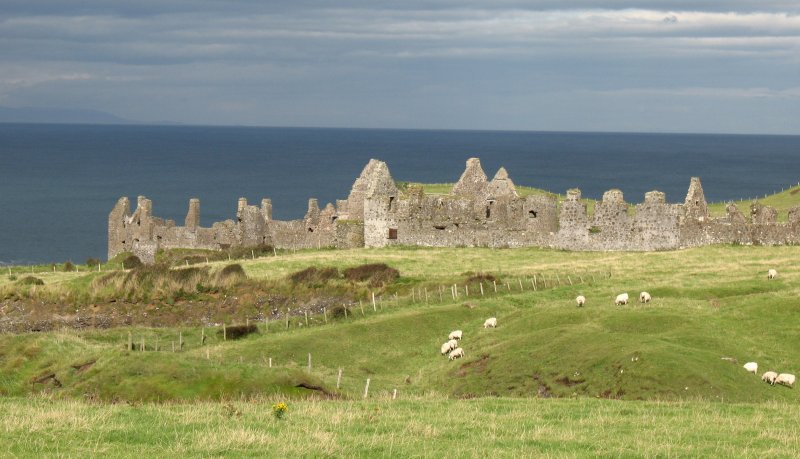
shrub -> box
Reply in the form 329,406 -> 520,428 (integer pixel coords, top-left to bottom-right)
343,263 -> 399,286
289,267 -> 340,284
465,272 -> 497,283
85,257 -> 101,267
17,276 -> 44,286
122,255 -> 143,270
7,275 -> 17,281
328,304 -> 351,318
220,324 -> 258,340
63,261 -> 75,272
218,264 -> 247,283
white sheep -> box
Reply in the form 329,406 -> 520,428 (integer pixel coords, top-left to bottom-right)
768,269 -> 777,280
761,371 -> 778,385
576,295 -> 586,307
614,293 -> 629,305
483,317 -> 497,328
448,347 -> 464,360
775,373 -> 796,387
743,362 -> 758,374
639,291 -> 651,303
440,341 -> 455,355
448,330 -> 463,341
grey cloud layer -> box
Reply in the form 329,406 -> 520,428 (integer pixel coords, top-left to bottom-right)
0,2 -> 798,133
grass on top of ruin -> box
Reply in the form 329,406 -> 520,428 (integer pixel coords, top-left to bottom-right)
1,396 -> 798,457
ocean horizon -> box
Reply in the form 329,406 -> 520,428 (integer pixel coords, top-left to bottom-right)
2,123 -> 800,265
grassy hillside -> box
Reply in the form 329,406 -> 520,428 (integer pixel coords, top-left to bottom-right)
1,245 -> 799,404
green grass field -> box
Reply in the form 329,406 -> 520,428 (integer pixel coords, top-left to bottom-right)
2,243 -> 800,456
2,396 -> 798,457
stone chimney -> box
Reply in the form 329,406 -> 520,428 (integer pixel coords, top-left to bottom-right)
452,158 -> 488,197
185,198 -> 200,229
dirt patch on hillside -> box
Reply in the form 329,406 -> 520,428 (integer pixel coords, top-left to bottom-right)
456,354 -> 490,377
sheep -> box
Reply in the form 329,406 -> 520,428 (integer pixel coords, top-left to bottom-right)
448,330 -> 463,341
440,341 -> 455,355
614,293 -> 629,305
448,347 -> 464,360
639,291 -> 651,303
576,295 -> 586,307
768,269 -> 778,280
775,373 -> 796,387
761,371 -> 778,385
484,317 -> 497,328
743,362 -> 758,374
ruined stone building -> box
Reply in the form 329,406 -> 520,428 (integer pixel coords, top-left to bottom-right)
109,158 -> 800,263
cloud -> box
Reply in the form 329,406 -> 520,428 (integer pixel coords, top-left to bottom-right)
0,2 -> 797,133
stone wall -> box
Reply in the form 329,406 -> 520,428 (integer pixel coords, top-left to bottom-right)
109,156 -> 800,263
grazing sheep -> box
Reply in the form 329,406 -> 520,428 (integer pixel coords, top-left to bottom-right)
743,362 -> 758,374
440,341 -> 455,355
448,347 -> 464,360
762,371 -> 779,385
576,295 -> 586,307
768,269 -> 778,280
775,373 -> 796,387
448,330 -> 463,341
484,317 -> 497,328
639,292 -> 651,303
614,293 -> 629,305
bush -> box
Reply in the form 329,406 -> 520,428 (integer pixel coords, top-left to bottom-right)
343,263 -> 400,286
85,257 -> 101,267
220,324 -> 258,340
289,267 -> 340,284
218,264 -> 247,283
328,304 -> 351,318
17,276 -> 44,286
122,255 -> 143,270
63,261 -> 75,272
7,275 -> 17,281
464,272 -> 497,283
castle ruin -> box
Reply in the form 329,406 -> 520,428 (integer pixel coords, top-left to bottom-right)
109,158 -> 800,263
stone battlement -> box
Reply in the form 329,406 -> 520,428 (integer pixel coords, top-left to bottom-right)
109,158 -> 800,263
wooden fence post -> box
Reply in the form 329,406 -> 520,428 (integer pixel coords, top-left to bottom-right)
305,311 -> 310,325
493,280 -> 497,292
480,283 -> 484,296
465,285 -> 469,296
128,331 -> 132,352
363,378 -> 371,399
179,331 -> 183,350
392,388 -> 397,400
308,353 -> 312,372
518,279 -> 524,291
201,328 -> 205,345
223,323 -> 227,341
324,307 -> 328,323
372,292 -> 377,311
337,368 -> 343,389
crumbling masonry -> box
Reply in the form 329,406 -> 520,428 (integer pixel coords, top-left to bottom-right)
109,158 -> 800,263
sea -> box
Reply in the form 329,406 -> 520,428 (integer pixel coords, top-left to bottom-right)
1,123 -> 800,265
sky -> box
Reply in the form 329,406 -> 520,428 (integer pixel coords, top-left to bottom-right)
0,1 -> 798,134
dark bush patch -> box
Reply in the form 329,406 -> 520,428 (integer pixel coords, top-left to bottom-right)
465,272 -> 497,283
122,255 -> 143,270
63,261 -> 75,272
218,264 -> 247,283
220,324 -> 258,340
343,263 -> 399,286
289,267 -> 340,284
328,304 -> 351,318
85,257 -> 102,267
17,276 -> 44,286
